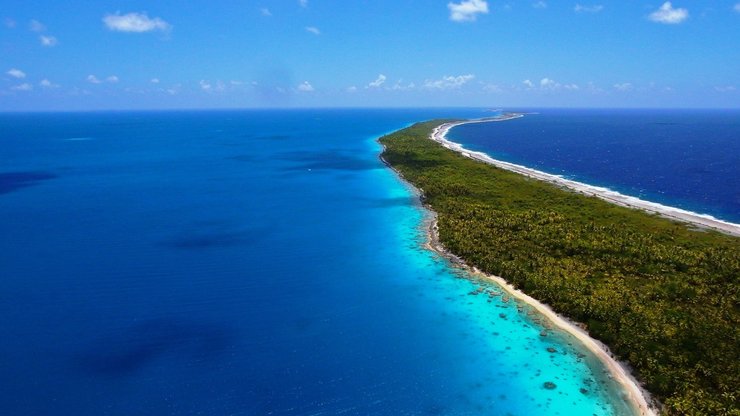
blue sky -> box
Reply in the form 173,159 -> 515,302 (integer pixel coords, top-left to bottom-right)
2,0 -> 739,110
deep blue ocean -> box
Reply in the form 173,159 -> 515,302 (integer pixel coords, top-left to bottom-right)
2,109 -> 651,416
447,109 -> 740,224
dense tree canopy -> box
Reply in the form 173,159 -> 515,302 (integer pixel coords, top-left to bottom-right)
380,121 -> 740,416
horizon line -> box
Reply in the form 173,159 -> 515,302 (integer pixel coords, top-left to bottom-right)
3,105 -> 740,114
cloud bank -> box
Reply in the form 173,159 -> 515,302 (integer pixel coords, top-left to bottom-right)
367,74 -> 387,88
297,81 -> 314,92
574,4 -> 603,13
649,2 -> 688,24
7,68 -> 26,79
103,12 -> 171,33
40,35 -> 58,46
39,79 -> 59,88
448,0 -> 488,22
424,74 -> 474,89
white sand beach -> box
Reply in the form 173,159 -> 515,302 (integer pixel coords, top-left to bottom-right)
424,214 -> 659,416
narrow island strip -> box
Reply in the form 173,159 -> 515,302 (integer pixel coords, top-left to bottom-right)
379,120 -> 740,416
432,115 -> 740,238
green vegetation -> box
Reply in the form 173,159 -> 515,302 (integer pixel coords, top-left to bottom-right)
380,120 -> 740,416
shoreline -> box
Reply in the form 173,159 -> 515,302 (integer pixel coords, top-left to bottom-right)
432,115 -> 740,238
378,121 -> 661,416
379,157 -> 660,416
423,213 -> 659,416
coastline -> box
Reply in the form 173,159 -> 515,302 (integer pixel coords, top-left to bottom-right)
378,122 -> 661,416
432,116 -> 740,238
423,213 -> 659,416
379,153 -> 660,416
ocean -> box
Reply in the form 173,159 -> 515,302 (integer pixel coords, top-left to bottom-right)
447,109 -> 740,224
2,109 -> 642,416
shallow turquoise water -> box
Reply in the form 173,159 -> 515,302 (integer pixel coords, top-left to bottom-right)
0,109 -> 635,415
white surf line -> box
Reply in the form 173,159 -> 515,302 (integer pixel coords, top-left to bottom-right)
431,117 -> 740,238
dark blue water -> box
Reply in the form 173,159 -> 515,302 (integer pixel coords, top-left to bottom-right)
1,109 -> 636,415
448,109 -> 740,223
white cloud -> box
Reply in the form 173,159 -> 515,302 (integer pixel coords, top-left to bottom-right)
7,68 -> 26,78
230,80 -> 243,86
305,26 -> 320,35
260,8 -> 272,17
87,75 -> 119,84
297,81 -> 314,92
150,78 -> 160,84
103,12 -> 171,33
299,0 -> 309,8
199,80 -> 225,92
533,1 -> 547,9
649,2 -> 688,24
39,79 -> 59,88
714,85 -> 736,93
540,78 -> 579,90
540,77 -> 556,88
521,77 -> 578,91
585,81 -> 604,94
11,83 -> 32,91
29,19 -> 46,32
483,83 -> 502,93
346,86 -> 358,93
613,82 -> 633,91
448,0 -> 489,22
39,35 -> 58,46
390,80 -> 415,91
367,74 -> 387,88
166,84 -> 181,95
734,3 -> 740,12
574,4 -> 603,13
424,74 -> 475,89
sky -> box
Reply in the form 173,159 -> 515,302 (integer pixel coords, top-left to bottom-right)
1,0 -> 739,110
